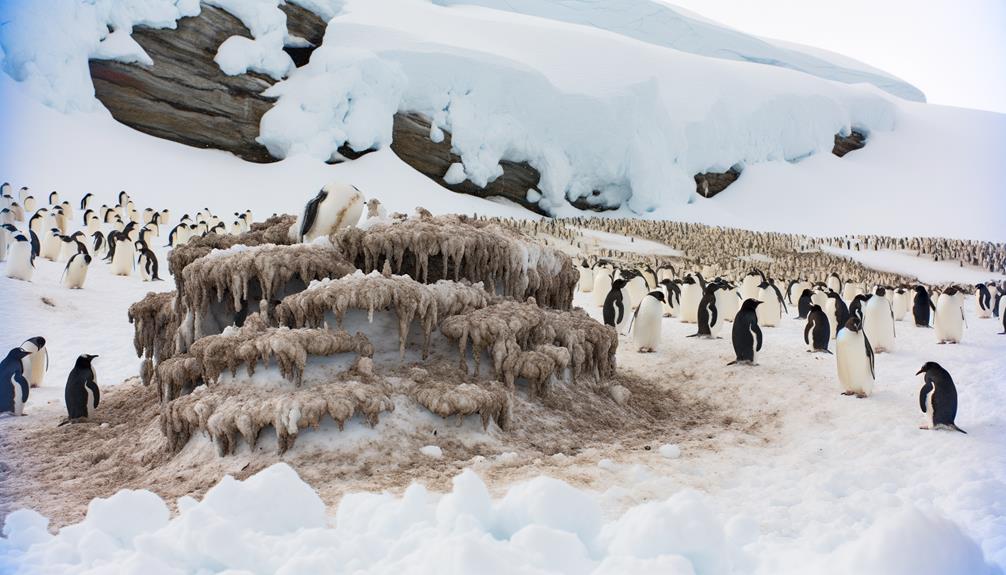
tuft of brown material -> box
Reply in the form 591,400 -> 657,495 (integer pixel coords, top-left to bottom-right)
332,214 -> 578,310
408,369 -> 511,431
128,291 -> 180,380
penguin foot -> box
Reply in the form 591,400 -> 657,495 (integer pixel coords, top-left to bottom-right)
855,393 -> 868,399
841,391 -> 856,396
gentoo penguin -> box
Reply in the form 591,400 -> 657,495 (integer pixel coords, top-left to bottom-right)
825,291 -> 849,339
804,305 -> 832,353
863,287 -> 896,353
974,283 -> 992,319
6,234 -> 34,281
297,183 -> 365,242
756,281 -> 787,327
836,316 -> 875,398
19,337 -> 48,388
796,289 -> 813,319
592,270 -> 613,308
602,278 -> 631,334
728,299 -> 763,366
891,287 -> 910,321
0,347 -> 31,416
690,282 -> 724,339
109,234 -> 135,276
577,261 -> 594,293
678,274 -> 702,324
916,362 -> 965,433
62,252 -> 92,289
64,354 -> 100,421
632,290 -> 666,352
934,287 -> 966,344
912,286 -> 935,327
659,278 -> 681,317
136,242 -> 161,281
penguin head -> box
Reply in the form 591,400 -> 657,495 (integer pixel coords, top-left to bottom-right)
875,286 -> 887,297
845,316 -> 863,332
800,289 -> 813,298
75,354 -> 98,368
649,290 -> 666,303
612,278 -> 628,290
810,304 -> 823,314
7,347 -> 31,361
740,298 -> 762,311
915,361 -> 943,376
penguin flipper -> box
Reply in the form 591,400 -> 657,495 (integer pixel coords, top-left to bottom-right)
803,320 -> 812,345
919,381 -> 932,413
754,324 -> 763,352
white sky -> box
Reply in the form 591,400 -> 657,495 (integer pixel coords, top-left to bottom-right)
667,0 -> 1006,114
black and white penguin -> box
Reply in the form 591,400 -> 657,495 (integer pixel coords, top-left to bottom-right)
974,283 -> 992,319
796,289 -> 813,319
912,286 -> 935,327
109,234 -> 135,276
849,293 -> 870,321
825,291 -> 849,339
804,305 -> 832,353
678,274 -> 702,324
48,190 -> 59,205
632,290 -> 666,352
0,222 -> 12,262
136,242 -> 161,281
863,287 -> 896,353
297,183 -> 365,242
916,362 -> 966,433
739,269 -> 764,301
891,287 -> 910,321
934,287 -> 966,344
80,192 -> 93,211
0,347 -> 31,416
826,272 -> 843,294
602,278 -> 631,333
19,336 -> 48,388
577,260 -> 594,293
756,280 -> 787,327
690,282 -> 723,339
659,278 -> 681,317
64,354 -> 100,421
836,316 -> 874,398
62,252 -> 92,289
592,270 -> 613,308
729,299 -> 763,366
5,234 -> 34,281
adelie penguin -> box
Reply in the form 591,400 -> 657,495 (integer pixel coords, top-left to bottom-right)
62,252 -> 92,289
796,289 -> 813,319
297,182 -> 365,242
911,286 -> 935,327
631,290 -> 666,352
863,287 -> 896,353
678,274 -> 702,324
19,336 -> 48,388
728,299 -> 763,366
136,242 -> 161,281
804,304 -> 832,353
592,270 -> 613,308
836,316 -> 875,398
602,278 -> 632,334
934,287 -> 966,344
974,283 -> 992,319
0,347 -> 32,416
6,234 -> 34,282
916,362 -> 965,433
756,280 -> 787,327
62,354 -> 100,423
690,282 -> 724,339
825,291 -> 849,339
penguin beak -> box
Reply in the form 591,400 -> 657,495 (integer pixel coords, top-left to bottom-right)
915,367 -> 925,376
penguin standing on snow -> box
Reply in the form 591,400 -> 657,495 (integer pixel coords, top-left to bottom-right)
631,290 -> 666,352
729,299 -> 763,366
826,291 -> 849,339
5,234 -> 34,282
678,274 -> 702,324
298,183 -> 365,242
63,354 -> 100,422
916,362 -> 965,433
0,347 -> 31,416
836,316 -> 875,398
974,283 -> 992,319
863,287 -> 896,353
19,336 -> 48,388
892,287 -> 910,321
592,270 -> 613,308
109,234 -> 135,276
934,287 -> 966,344
796,289 -> 814,319
804,304 -> 832,353
136,242 -> 161,281
577,261 -> 593,293
659,278 -> 680,317
849,293 -> 870,321
602,278 -> 631,334
690,282 -> 723,339
912,286 -> 935,327
62,252 -> 92,289
756,280 -> 787,327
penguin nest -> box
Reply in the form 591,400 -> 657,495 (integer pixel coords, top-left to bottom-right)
127,291 -> 179,384
405,367 -> 511,431
155,313 -> 373,401
440,300 -> 617,394
333,214 -> 578,310
275,271 -> 490,359
161,378 -> 395,455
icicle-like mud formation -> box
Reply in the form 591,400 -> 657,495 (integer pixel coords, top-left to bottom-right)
128,291 -> 179,385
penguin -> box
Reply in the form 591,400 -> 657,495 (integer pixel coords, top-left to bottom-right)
690,282 -> 723,339
602,278 -> 631,334
678,274 -> 702,324
659,278 -> 680,317
577,261 -> 594,293
625,271 -> 648,307
916,362 -> 965,433
592,270 -> 613,308
756,281 -> 787,327
631,290 -> 666,352
136,242 -> 161,281
0,347 -> 31,416
788,279 -> 809,305
719,281 -> 740,322
91,230 -> 107,258
17,336 -> 48,390
796,289 -> 813,319
48,191 -> 59,205
728,299 -> 763,366
739,269 -> 764,301
891,287 -> 910,321
811,287 -> 828,309
825,291 -> 849,339
974,283 -> 992,319
109,234 -> 135,276
64,354 -> 100,421
62,252 -> 92,289
80,192 -> 93,210
298,183 -> 365,242
849,293 -> 870,321
934,287 -> 966,344
827,272 -> 843,294
836,316 -> 874,398
912,286 -> 935,327
5,234 -> 34,281
804,304 -> 832,353
0,222 -> 12,262
842,281 -> 863,303
863,287 -> 896,353
41,228 -> 62,261
1001,304 -> 1006,335
23,196 -> 36,213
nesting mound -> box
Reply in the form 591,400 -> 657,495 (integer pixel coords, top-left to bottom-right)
333,215 -> 578,310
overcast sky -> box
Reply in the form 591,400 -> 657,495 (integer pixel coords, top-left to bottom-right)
667,0 -> 1006,114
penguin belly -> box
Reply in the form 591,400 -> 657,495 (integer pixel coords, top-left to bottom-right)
578,268 -> 593,292
42,234 -> 61,261
616,290 -> 633,333
756,288 -> 781,327
827,276 -> 841,293
110,242 -> 135,276
740,276 -> 760,301
825,300 -> 839,339
975,289 -> 992,319
0,231 -> 8,262
64,257 -> 89,289
811,290 -> 828,309
632,297 -> 663,352
842,285 -> 859,302
6,242 -> 33,281
592,274 -> 612,308
679,285 -> 701,324
139,254 -> 151,281
892,292 -> 909,321
720,289 -> 739,321
836,332 -> 873,396
934,295 -> 965,343
863,299 -> 896,352
626,277 -> 647,307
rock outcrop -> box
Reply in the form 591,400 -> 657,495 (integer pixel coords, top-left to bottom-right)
694,168 -> 741,198
833,130 -> 867,157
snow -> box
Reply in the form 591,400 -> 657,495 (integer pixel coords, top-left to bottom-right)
419,445 -> 443,458
822,246 -> 1006,285
659,444 -> 681,459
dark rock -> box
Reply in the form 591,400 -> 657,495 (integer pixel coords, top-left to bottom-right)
833,130 -> 866,157
279,3 -> 327,47
694,168 -> 741,198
